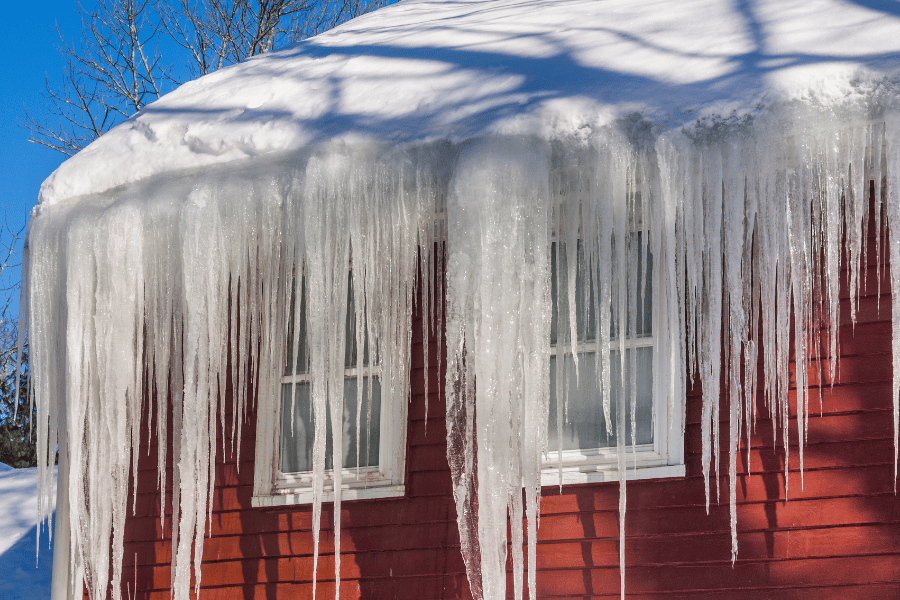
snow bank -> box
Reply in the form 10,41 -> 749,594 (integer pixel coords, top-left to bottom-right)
37,0 -> 900,207
0,467 -> 56,600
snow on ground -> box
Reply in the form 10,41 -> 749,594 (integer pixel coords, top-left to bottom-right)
38,0 -> 900,206
0,465 -> 56,600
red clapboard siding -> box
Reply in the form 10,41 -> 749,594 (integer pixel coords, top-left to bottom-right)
116,212 -> 900,599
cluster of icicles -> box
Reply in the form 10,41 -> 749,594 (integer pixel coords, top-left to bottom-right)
19,105 -> 900,600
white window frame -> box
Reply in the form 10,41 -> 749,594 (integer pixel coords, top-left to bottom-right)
540,237 -> 685,487
252,280 -> 408,507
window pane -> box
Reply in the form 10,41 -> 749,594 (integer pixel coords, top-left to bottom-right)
284,274 -> 372,376
548,347 -> 653,452
279,377 -> 382,473
343,275 -> 373,369
550,242 -> 596,344
550,237 -> 652,345
614,236 -> 653,339
284,278 -> 308,376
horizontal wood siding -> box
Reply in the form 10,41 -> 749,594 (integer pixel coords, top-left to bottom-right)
118,218 -> 900,599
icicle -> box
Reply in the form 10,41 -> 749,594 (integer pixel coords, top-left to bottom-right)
649,106 -> 897,578
721,138 -> 747,564
24,143 -> 434,600
885,116 -> 900,489
445,137 -> 550,600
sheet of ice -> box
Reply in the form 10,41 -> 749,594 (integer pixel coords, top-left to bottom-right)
0,466 -> 56,600
37,0 -> 900,207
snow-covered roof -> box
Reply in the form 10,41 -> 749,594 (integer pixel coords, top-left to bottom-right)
39,0 -> 900,206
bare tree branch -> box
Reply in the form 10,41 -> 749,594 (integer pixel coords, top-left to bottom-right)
24,0 -> 391,156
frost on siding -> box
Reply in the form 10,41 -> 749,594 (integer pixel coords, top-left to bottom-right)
20,103 -> 900,600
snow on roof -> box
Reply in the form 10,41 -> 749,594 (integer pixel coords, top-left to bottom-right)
38,0 -> 900,206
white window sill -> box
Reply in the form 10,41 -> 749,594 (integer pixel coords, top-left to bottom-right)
252,484 -> 405,507
541,457 -> 685,487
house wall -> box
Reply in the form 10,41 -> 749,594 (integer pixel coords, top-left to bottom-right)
120,212 -> 900,599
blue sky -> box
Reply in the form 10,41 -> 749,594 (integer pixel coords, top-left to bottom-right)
0,1 -> 83,314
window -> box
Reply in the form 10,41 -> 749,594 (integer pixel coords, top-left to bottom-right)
252,275 -> 407,506
542,237 -> 684,486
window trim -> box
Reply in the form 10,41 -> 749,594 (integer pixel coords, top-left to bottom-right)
540,236 -> 685,487
251,283 -> 408,508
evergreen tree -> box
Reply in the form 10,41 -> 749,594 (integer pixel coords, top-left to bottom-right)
0,322 -> 32,468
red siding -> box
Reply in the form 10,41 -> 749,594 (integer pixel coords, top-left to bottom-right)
119,216 -> 900,599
